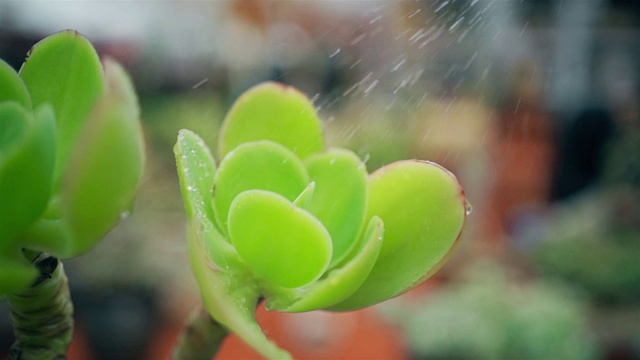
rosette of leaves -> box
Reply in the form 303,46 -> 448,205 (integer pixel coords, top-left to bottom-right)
0,30 -> 144,295
175,82 -> 467,358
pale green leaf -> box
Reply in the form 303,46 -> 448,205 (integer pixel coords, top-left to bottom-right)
213,140 -> 308,232
0,59 -> 31,109
218,82 -> 324,160
19,30 -> 104,185
228,190 -> 332,288
304,149 -> 367,267
330,160 -> 466,311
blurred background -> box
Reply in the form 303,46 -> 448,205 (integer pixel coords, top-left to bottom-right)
1,0 -> 640,359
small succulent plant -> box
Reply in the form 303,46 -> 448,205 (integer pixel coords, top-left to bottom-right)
175,82 -> 468,358
0,30 -> 144,294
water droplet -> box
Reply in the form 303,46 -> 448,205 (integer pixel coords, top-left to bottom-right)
434,1 -> 449,13
329,48 -> 341,58
448,17 -> 465,33
465,201 -> 473,215
120,211 -> 130,220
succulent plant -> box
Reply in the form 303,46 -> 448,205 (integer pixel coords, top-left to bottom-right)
0,30 -> 144,295
175,82 -> 468,358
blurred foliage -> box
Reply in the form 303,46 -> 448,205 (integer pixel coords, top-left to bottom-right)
324,98 -> 413,172
533,189 -> 640,305
381,260 -> 597,360
534,125 -> 640,305
140,90 -> 225,164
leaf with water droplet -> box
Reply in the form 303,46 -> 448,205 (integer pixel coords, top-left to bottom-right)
330,160 -> 467,311
218,82 -> 324,160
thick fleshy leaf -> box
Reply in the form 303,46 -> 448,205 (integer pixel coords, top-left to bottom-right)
0,103 -> 55,248
187,222 -> 291,359
228,190 -> 332,288
0,60 -> 31,109
175,129 -> 242,270
213,141 -> 309,232
54,59 -> 143,258
267,216 -> 384,313
0,258 -> 38,296
330,160 -> 466,311
19,30 -> 104,185
0,101 -> 29,151
218,82 -> 324,160
304,149 -> 367,267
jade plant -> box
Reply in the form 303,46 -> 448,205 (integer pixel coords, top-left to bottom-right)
173,83 -> 468,358
0,30 -> 144,358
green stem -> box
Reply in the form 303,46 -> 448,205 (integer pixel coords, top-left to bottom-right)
171,306 -> 228,360
7,253 -> 73,360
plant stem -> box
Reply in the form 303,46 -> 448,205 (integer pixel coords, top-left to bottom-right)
171,306 -> 228,360
7,253 -> 73,360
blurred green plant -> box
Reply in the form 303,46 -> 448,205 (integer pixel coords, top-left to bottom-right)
533,189 -> 640,305
381,260 -> 598,360
173,82 -> 468,359
0,30 -> 144,358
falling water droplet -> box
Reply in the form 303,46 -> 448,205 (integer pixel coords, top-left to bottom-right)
434,1 -> 449,13
465,201 -> 473,215
329,48 -> 341,58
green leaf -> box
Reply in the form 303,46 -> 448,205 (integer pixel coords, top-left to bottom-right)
55,59 -> 143,258
187,221 -> 291,360
292,181 -> 316,209
218,82 -> 324,160
213,140 -> 309,232
304,149 -> 367,267
268,216 -> 384,312
0,258 -> 38,296
0,103 -> 55,248
0,101 -> 29,151
19,30 -> 104,185
228,190 -> 332,288
330,160 -> 467,311
175,129 -> 241,270
0,60 -> 31,109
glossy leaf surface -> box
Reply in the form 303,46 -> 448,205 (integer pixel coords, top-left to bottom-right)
269,216 -> 384,313
19,30 -> 104,185
218,82 -> 323,160
228,190 -> 332,288
304,149 -> 367,267
331,161 -> 466,311
213,141 -> 308,232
